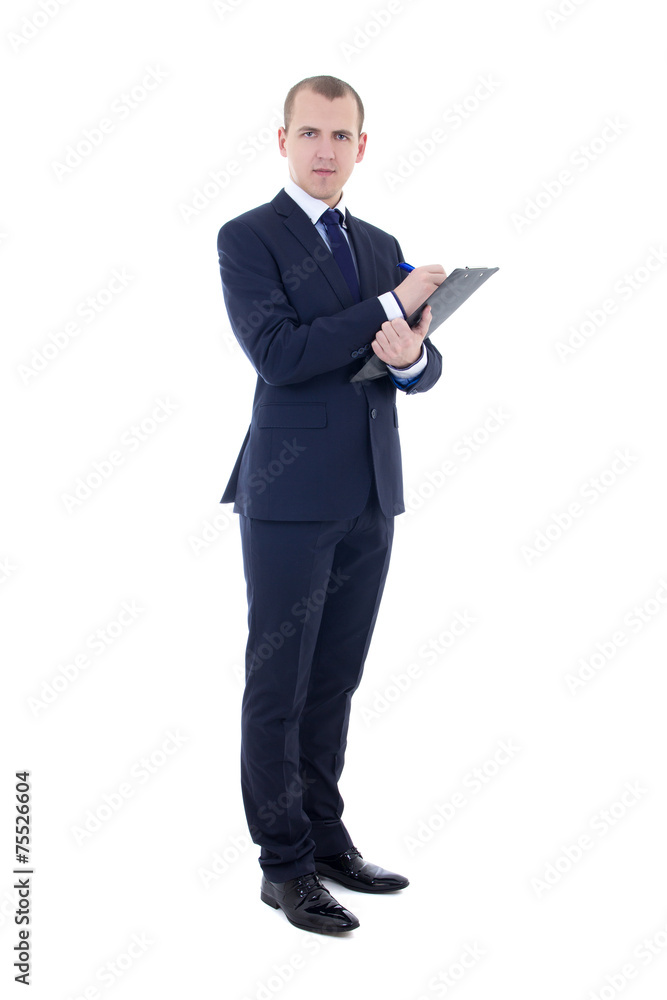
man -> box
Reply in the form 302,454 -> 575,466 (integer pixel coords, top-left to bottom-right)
217,75 -> 445,935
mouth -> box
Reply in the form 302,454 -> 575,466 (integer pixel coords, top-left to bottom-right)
313,169 -> 335,176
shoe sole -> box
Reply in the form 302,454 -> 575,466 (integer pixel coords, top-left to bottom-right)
260,891 -> 359,934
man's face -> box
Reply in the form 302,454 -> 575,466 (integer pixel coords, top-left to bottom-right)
278,88 -> 367,207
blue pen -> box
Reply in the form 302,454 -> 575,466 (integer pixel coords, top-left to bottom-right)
397,262 -> 414,272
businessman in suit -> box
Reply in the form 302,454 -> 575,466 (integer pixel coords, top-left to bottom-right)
217,75 -> 445,934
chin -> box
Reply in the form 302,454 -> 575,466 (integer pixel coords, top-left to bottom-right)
310,185 -> 337,201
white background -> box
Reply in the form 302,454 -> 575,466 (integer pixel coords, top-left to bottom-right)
2,0 -> 666,997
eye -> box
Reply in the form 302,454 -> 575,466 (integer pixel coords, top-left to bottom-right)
335,134 -> 348,141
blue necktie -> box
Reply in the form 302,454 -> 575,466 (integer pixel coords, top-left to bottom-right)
319,208 -> 361,303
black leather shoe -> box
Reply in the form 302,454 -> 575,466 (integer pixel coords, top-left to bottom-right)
260,872 -> 360,934
315,847 -> 409,893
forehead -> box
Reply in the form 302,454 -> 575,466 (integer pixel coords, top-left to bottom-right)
291,89 -> 359,130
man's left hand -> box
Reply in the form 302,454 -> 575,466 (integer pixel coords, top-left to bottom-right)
371,305 -> 432,369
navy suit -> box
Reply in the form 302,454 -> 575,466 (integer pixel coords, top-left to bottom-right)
218,188 -> 442,881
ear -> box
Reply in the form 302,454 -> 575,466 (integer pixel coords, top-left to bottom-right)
278,126 -> 288,158
355,131 -> 368,164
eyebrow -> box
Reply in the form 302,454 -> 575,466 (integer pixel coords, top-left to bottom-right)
297,126 -> 355,137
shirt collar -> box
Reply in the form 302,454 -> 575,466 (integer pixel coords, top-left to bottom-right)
284,176 -> 348,227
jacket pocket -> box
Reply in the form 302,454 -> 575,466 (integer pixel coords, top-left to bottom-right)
257,402 -> 327,429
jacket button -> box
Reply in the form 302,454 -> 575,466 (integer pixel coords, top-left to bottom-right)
351,350 -> 358,358
370,408 -> 377,419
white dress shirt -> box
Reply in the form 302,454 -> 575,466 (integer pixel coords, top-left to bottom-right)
283,177 -> 427,381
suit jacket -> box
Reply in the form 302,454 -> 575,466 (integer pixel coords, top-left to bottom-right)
217,188 -> 442,520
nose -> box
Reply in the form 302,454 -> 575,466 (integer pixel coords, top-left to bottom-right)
315,135 -> 335,160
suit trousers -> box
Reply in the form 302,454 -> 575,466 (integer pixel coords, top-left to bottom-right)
238,476 -> 394,882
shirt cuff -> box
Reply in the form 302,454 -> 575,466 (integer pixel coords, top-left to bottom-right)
378,291 -> 404,321
386,344 -> 428,380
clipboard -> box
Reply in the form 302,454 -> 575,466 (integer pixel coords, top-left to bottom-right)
349,266 -> 499,382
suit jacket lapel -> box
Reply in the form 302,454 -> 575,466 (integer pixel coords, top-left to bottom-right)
272,190 -> 355,309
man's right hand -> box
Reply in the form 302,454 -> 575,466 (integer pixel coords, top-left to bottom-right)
393,265 -> 447,317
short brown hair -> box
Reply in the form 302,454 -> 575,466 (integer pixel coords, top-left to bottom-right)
284,76 -> 365,135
